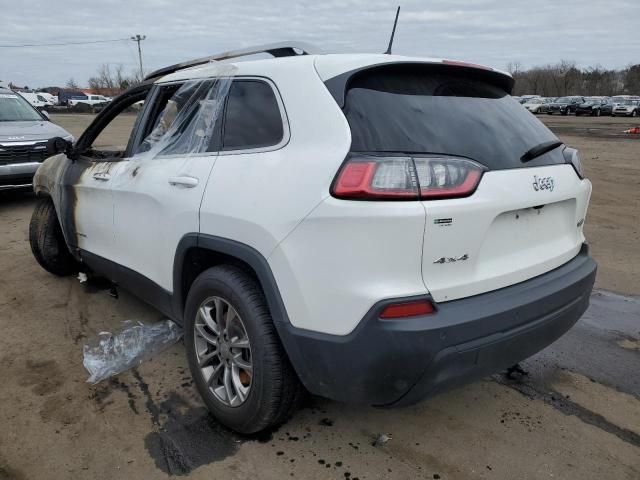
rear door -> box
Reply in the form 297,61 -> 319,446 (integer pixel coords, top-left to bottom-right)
341,64 -> 591,302
109,77 -> 231,295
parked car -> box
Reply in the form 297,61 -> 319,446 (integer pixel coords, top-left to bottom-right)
522,97 -> 551,114
0,88 -> 73,190
58,90 -> 88,106
575,97 -> 613,116
29,44 -> 597,433
520,94 -> 541,103
35,92 -> 58,106
546,96 -> 585,115
17,92 -> 52,110
68,94 -> 110,111
611,95 -> 640,106
611,99 -> 640,117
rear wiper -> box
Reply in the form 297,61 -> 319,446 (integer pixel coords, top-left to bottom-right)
521,140 -> 563,162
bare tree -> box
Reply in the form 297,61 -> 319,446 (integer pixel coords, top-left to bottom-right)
87,64 -> 141,94
510,60 -> 630,97
65,78 -> 80,89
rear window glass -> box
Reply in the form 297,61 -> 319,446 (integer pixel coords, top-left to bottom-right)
343,66 -> 564,170
222,80 -> 283,151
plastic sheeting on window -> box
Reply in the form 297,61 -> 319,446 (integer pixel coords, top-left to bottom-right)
137,62 -> 238,158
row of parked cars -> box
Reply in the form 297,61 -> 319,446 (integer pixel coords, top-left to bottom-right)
515,94 -> 640,117
15,91 -> 112,112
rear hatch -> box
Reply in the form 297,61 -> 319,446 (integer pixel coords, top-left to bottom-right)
339,63 -> 591,302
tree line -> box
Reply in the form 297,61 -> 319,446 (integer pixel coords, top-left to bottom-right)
508,61 -> 640,97
61,60 -> 640,98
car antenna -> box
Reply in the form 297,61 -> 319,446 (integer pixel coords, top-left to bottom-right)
384,6 -> 401,55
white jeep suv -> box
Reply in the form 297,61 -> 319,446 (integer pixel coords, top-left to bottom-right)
29,43 -> 597,433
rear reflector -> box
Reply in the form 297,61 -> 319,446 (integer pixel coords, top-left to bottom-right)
380,299 -> 435,319
332,154 -> 485,200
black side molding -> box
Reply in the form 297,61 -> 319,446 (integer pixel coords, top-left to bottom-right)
172,234 -> 291,327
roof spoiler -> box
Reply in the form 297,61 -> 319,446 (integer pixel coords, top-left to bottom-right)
144,41 -> 321,81
324,61 -> 516,108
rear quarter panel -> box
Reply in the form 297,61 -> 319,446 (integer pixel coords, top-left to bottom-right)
199,60 -> 351,257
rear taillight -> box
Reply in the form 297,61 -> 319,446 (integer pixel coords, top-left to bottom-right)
380,299 -> 435,319
332,155 -> 485,200
413,157 -> 485,199
332,156 -> 419,199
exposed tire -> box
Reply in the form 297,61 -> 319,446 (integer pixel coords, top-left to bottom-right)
29,197 -> 78,276
632,110 -> 637,117
595,109 -> 601,117
184,265 -> 303,434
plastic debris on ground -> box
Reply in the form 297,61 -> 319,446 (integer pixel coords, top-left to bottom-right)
372,433 -> 392,447
77,272 -> 88,283
623,127 -> 640,134
83,319 -> 183,384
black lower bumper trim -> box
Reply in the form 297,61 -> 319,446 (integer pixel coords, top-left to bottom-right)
275,244 -> 597,405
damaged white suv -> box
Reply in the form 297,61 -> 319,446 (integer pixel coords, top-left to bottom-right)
30,43 -> 597,433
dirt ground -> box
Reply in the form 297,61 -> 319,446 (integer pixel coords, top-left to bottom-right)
0,113 -> 638,480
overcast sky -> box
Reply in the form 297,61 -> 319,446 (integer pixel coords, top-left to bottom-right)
1,0 -> 638,88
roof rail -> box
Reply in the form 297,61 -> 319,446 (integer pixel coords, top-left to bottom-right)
144,41 -> 321,81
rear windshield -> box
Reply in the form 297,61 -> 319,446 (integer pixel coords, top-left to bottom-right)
343,66 -> 564,170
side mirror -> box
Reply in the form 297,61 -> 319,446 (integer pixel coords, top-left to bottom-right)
46,137 -> 74,158
41,110 -> 50,120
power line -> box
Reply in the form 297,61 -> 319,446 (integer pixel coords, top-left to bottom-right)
0,38 -> 130,48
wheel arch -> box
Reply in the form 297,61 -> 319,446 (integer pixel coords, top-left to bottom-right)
173,234 -> 290,329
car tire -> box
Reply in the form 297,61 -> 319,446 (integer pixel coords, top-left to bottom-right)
184,265 -> 303,434
29,197 -> 78,276
632,110 -> 637,117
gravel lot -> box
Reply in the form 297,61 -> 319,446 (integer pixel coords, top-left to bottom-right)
0,114 -> 638,479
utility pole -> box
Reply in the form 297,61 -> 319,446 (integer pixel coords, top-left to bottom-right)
130,34 -> 146,79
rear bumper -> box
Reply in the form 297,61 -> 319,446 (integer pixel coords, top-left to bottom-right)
0,162 -> 39,190
277,244 -> 596,405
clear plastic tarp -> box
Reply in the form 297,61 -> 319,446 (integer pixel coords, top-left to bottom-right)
83,320 -> 183,384
136,62 -> 237,158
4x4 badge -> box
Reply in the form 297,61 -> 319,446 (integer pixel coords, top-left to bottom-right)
433,254 -> 469,264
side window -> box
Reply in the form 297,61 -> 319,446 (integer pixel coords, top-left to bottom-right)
221,80 -> 284,151
87,90 -> 150,160
136,79 -> 229,156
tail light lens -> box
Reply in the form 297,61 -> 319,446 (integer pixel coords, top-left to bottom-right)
332,155 -> 485,200
413,157 -> 485,199
332,155 -> 419,199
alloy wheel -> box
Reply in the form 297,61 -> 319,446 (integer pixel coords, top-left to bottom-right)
194,296 -> 253,407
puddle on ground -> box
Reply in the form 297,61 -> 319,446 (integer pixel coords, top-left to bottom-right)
144,392 -> 272,476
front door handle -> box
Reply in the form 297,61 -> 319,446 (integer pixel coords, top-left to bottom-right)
93,172 -> 111,181
168,176 -> 199,188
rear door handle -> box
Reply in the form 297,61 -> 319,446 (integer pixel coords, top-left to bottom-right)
168,176 -> 199,188
93,172 -> 111,181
